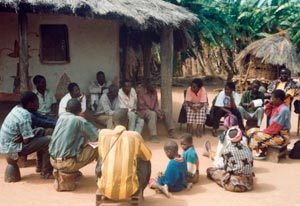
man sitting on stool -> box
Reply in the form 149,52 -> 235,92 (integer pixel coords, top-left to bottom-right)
49,98 -> 98,190
238,80 -> 264,128
0,91 -> 53,180
96,125 -> 151,200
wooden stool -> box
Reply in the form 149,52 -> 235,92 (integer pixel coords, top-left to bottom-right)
54,170 -> 77,192
96,189 -> 141,206
5,157 -> 21,182
266,145 -> 287,163
17,154 -> 37,168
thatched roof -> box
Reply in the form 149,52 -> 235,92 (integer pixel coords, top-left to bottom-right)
0,0 -> 198,30
235,31 -> 300,75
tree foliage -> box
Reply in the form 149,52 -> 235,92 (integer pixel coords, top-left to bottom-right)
165,0 -> 300,77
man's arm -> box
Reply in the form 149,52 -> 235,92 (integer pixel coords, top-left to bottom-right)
138,140 -> 152,161
80,95 -> 87,113
230,92 -> 240,109
58,95 -> 68,116
240,92 -> 249,107
82,120 -> 98,142
19,115 -> 35,143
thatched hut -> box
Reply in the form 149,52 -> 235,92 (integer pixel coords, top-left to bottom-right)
235,31 -> 300,92
0,0 -> 198,116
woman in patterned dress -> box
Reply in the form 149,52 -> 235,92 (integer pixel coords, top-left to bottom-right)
185,78 -> 208,137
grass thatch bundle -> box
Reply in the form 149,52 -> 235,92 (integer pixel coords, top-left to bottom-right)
0,0 -> 198,30
235,31 -> 300,75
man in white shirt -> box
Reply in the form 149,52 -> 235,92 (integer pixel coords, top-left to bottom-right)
32,75 -> 57,116
212,82 -> 245,136
94,84 -> 123,129
58,82 -> 86,116
88,71 -> 111,112
31,75 -> 57,129
118,81 -> 144,134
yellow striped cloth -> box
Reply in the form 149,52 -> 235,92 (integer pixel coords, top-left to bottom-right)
97,126 -> 151,200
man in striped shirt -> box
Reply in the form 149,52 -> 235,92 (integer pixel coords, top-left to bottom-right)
49,98 -> 98,176
96,125 -> 151,200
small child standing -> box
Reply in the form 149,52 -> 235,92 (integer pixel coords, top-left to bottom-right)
180,133 -> 199,184
149,141 -> 187,198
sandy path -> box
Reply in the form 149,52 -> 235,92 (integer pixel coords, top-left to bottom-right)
0,86 -> 300,206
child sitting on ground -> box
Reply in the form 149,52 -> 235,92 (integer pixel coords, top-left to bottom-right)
180,133 -> 199,184
149,141 -> 187,198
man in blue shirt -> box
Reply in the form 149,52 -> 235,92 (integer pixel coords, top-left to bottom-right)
0,91 -> 53,179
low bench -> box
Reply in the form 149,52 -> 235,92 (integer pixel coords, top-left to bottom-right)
266,145 -> 287,163
96,189 -> 141,206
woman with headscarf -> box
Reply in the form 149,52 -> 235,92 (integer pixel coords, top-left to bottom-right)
203,115 -> 249,168
206,126 -> 254,192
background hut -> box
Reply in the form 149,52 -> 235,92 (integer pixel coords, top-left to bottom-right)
235,31 -> 300,92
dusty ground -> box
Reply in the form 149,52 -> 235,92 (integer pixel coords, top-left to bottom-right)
1,84 -> 300,206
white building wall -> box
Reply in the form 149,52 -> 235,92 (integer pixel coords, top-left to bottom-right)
0,12 -> 119,94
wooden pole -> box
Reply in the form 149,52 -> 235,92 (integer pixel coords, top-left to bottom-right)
160,27 -> 173,116
142,32 -> 151,80
18,12 -> 29,92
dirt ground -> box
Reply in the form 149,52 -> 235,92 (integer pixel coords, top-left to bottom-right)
1,84 -> 300,206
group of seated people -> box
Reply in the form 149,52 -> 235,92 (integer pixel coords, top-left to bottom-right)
0,67 -> 295,199
27,71 -> 176,143
201,67 -> 294,192
183,67 -> 295,139
0,70 -> 177,186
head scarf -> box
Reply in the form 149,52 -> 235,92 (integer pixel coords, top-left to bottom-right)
223,114 -> 238,129
225,126 -> 242,143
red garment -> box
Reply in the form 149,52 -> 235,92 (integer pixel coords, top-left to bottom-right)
137,88 -> 160,118
263,103 -> 285,135
185,86 -> 208,103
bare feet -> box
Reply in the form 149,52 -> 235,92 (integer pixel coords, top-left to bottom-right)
212,128 -> 218,137
186,183 -> 193,191
149,135 -> 160,143
196,129 -> 202,138
202,140 -> 211,157
160,184 -> 171,198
